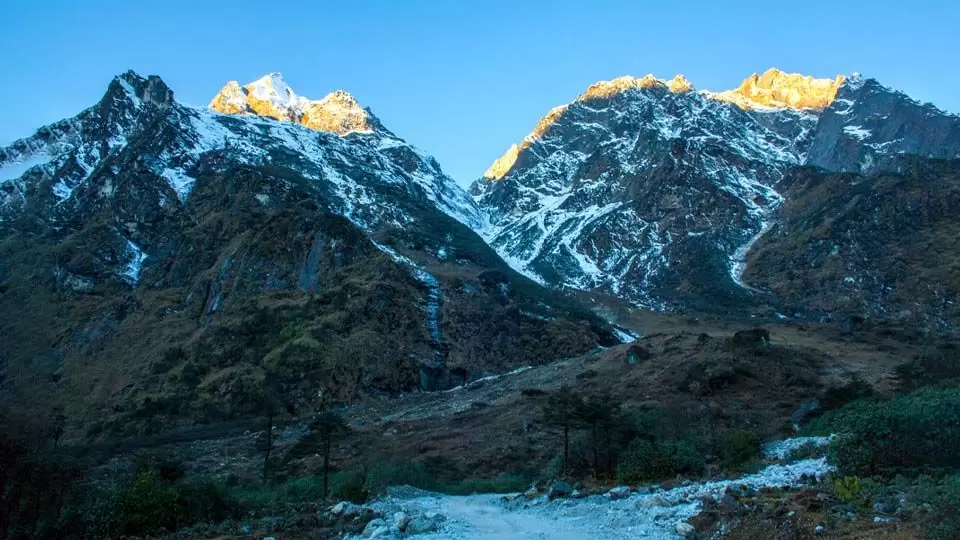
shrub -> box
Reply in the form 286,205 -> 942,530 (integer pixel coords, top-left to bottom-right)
328,468 -> 368,503
113,471 -> 181,535
363,460 -> 435,494
821,373 -> 875,410
914,474 -> 960,540
717,429 -> 762,469
833,476 -> 862,503
808,386 -> 960,477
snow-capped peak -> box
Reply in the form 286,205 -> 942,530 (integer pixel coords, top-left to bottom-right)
707,68 -> 845,111
247,72 -> 302,111
209,73 -> 376,135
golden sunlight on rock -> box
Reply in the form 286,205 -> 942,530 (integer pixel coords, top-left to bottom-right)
301,91 -> 374,134
710,68 -> 844,110
209,74 -> 374,136
580,75 -> 664,101
483,144 -> 520,180
668,74 -> 693,93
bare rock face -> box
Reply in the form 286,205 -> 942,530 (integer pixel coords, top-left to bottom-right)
805,75 -> 960,174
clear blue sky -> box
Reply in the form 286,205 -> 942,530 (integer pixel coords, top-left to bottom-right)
2,0 -> 958,185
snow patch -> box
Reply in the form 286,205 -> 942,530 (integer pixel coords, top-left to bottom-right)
843,125 -> 872,141
613,327 -> 637,343
121,240 -> 147,286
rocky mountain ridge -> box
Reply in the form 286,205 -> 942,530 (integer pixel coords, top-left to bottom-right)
0,71 -> 614,436
208,72 -> 379,136
472,68 -> 960,318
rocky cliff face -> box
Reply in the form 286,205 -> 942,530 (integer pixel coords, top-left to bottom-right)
0,71 -> 615,436
805,75 -> 960,173
471,72 -> 820,310
472,69 -> 960,318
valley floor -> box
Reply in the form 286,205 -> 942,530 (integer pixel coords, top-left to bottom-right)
356,456 -> 830,539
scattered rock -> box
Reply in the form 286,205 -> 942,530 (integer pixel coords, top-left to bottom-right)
607,486 -> 632,500
873,515 -> 899,523
814,524 -> 826,535
330,500 -> 362,517
393,511 -> 411,532
405,514 -> 444,534
259,516 -> 283,532
718,493 -> 740,514
639,495 -> 670,508
362,518 -> 390,537
524,486 -> 540,499
675,521 -> 696,538
872,502 -> 893,514
547,481 -> 573,500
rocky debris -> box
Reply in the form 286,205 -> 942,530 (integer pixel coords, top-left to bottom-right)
547,480 -> 573,500
675,521 -> 696,538
762,436 -> 833,461
606,486 -> 632,500
362,518 -> 389,538
331,501 -> 363,518
404,513 -> 445,534
639,495 -> 670,508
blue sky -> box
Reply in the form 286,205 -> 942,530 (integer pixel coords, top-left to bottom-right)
2,0 -> 958,185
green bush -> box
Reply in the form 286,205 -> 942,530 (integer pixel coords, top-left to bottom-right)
717,429 -> 762,469
328,468 -> 368,503
915,474 -> 960,540
807,386 -> 960,477
113,471 -> 181,535
364,460 -> 435,494
616,438 -> 703,483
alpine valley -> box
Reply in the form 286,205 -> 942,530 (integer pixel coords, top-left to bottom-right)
3,67 -> 960,539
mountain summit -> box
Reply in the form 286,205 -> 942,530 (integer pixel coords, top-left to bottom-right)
709,68 -> 845,110
209,72 -> 377,135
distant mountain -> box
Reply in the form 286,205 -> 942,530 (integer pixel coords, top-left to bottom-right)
0,72 -> 615,435
471,68 -> 960,319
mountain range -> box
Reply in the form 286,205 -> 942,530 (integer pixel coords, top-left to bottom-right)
1,67 -> 959,436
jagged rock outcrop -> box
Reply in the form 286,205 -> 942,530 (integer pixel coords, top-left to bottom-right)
709,68 -> 844,110
209,73 -> 378,135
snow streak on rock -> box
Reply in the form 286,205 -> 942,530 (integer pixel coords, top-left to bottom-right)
472,78 -> 810,310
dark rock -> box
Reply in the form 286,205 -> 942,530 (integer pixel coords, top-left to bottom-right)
732,328 -> 770,348
547,481 -> 574,500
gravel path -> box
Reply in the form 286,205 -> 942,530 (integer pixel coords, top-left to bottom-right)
358,453 -> 831,539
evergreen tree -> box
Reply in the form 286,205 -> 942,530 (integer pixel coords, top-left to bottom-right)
310,409 -> 351,503
541,386 -> 585,477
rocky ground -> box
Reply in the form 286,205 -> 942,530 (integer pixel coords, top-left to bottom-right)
158,437 -> 927,539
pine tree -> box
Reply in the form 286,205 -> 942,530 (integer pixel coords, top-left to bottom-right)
541,386 -> 585,477
310,409 -> 350,503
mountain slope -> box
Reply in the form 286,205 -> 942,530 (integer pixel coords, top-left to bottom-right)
471,71 -> 823,311
472,69 -> 960,317
0,72 -> 615,437
744,157 -> 960,325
